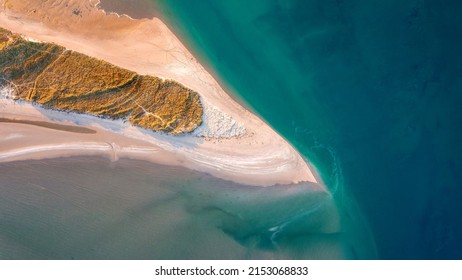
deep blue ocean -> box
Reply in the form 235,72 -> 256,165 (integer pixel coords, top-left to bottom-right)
152,0 -> 462,259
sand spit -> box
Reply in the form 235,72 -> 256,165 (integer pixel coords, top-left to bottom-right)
0,0 -> 320,188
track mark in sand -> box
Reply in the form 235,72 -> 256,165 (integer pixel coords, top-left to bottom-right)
0,117 -> 97,134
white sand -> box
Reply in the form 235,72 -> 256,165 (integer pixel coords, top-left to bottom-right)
0,0 -> 322,188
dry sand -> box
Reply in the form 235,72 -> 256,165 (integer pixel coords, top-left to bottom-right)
0,0 -> 322,188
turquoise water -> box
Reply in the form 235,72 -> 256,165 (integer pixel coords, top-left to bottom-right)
152,0 -> 462,259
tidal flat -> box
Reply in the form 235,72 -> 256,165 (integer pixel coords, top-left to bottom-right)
0,156 -> 342,259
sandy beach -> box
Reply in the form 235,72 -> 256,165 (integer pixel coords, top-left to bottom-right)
0,0 -> 321,188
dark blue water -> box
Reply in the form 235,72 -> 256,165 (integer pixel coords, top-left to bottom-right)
152,0 -> 462,259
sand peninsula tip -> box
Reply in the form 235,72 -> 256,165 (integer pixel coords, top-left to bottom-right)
0,27 -> 203,134
0,0 -> 319,186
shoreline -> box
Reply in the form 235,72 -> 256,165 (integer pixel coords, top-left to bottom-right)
0,0 -> 323,189
97,0 -> 258,115
96,0 -> 161,21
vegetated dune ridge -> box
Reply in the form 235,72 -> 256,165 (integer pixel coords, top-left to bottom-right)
0,0 -> 321,188
0,27 -> 203,134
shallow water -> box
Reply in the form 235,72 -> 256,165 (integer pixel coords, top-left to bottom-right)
97,0 -> 159,19
0,157 -> 343,259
